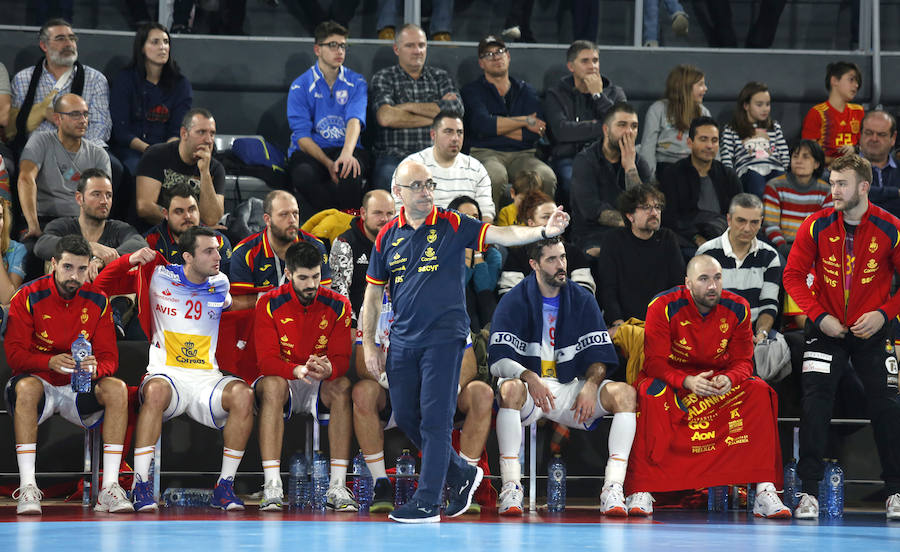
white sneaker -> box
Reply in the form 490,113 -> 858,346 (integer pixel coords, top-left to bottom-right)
259,480 -> 283,512
626,492 -> 654,516
753,489 -> 791,519
95,482 -> 135,513
887,493 -> 900,520
13,484 -> 43,515
794,492 -> 819,519
599,483 -> 627,516
325,485 -> 359,512
498,481 -> 524,516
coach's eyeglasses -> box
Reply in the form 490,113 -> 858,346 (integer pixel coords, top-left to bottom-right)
397,179 -> 437,192
318,41 -> 348,51
636,203 -> 664,212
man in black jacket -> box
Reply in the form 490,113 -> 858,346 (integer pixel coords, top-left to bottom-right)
544,40 -> 626,207
659,116 -> 741,253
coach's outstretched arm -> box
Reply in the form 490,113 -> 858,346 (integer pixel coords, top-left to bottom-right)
484,205 -> 570,247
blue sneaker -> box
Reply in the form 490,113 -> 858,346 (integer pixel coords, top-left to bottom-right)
132,475 -> 158,513
444,465 -> 483,517
211,477 -> 245,511
388,497 -> 441,524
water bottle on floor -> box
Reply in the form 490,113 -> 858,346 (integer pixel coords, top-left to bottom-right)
163,488 -> 214,507
70,335 -> 92,393
547,454 -> 566,512
311,451 -> 329,510
288,451 -> 309,509
708,486 -> 729,511
395,449 -> 416,508
783,458 -> 800,510
821,460 -> 844,518
352,451 -> 373,511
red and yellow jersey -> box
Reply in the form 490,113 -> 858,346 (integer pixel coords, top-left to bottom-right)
801,101 -> 864,159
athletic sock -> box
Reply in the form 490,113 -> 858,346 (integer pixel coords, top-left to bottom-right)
16,443 -> 37,487
460,452 -> 480,467
364,452 -> 388,480
102,444 -> 124,489
497,408 -> 522,484
220,448 -> 245,481
604,412 -> 636,488
133,445 -> 155,483
262,459 -> 281,486
330,459 -> 349,487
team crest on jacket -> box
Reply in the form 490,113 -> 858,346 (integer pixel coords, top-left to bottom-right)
81,308 -> 89,324
427,229 -> 437,243
319,317 -> 328,329
869,237 -> 878,253
719,318 -> 729,333
336,90 -> 348,105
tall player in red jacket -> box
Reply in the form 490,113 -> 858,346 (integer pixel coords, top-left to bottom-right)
253,241 -> 355,512
625,255 -> 790,518
783,154 -> 900,520
5,235 -> 132,515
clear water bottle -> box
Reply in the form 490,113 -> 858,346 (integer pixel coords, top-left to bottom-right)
288,451 -> 309,509
70,335 -> 92,393
820,460 -> 844,518
395,449 -> 416,508
352,451 -> 373,511
546,454 -> 566,512
708,486 -> 729,512
311,450 -> 329,511
163,488 -> 214,507
783,459 -> 800,510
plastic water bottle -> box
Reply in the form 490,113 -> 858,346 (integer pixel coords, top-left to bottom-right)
70,335 -> 92,393
311,451 -> 329,511
352,451 -> 373,510
546,454 -> 566,512
395,449 -> 416,508
820,460 -> 844,518
288,451 -> 309,509
708,486 -> 729,512
163,488 -> 214,507
783,459 -> 800,510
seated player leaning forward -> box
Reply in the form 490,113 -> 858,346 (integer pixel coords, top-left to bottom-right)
625,254 -> 790,518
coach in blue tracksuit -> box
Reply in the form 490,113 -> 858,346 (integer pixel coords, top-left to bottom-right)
361,160 -> 571,523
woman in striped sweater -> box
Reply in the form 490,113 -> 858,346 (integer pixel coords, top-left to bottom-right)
720,81 -> 790,198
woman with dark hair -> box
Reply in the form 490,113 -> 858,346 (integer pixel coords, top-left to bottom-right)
448,195 -> 502,331
110,23 -> 193,176
720,82 -> 790,198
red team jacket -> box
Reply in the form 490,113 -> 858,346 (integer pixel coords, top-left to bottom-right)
783,202 -> 900,326
254,283 -> 351,381
6,275 -> 118,386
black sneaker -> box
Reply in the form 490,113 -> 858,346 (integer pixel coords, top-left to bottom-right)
444,465 -> 483,517
389,497 -> 440,524
370,477 -> 394,513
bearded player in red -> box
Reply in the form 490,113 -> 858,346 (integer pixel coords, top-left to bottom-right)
624,255 -> 790,518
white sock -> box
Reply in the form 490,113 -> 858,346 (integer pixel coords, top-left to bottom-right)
16,443 -> 37,487
220,448 -> 245,481
330,459 -> 349,487
364,452 -> 388,480
133,445 -> 155,482
604,412 -> 636,488
460,452 -> 480,467
497,408 -> 522,484
102,444 -> 124,489
757,482 -> 776,495
262,459 -> 281,485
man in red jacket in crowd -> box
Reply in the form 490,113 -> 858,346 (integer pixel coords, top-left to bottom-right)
5,235 -> 132,515
625,254 -> 790,519
253,241 -> 355,512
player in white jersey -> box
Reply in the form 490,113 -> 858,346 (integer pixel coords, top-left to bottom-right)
126,227 -> 255,512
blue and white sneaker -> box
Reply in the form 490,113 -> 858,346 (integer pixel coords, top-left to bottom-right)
211,477 -> 245,511
444,465 -> 483,518
388,497 -> 441,523
132,475 -> 158,513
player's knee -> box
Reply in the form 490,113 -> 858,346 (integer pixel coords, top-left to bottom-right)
351,379 -> 381,413
498,379 -> 526,408
465,381 -> 494,415
324,377 -> 351,406
141,380 -> 171,410
606,382 -> 636,413
226,383 -> 255,417
14,377 -> 44,406
97,377 -> 128,406
256,376 -> 289,404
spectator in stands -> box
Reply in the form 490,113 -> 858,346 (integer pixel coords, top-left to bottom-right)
376,0 -> 454,40
110,23 -> 192,178
230,190 -> 331,311
640,64 -> 709,179
858,109 -> 900,217
461,35 -> 556,208
5,234 -> 133,515
659,116 -> 741,252
598,183 -> 684,327
697,193 -> 780,344
498,190 -> 594,296
719,82 -> 790,198
33,168 -> 147,278
287,21 -> 368,213
801,61 -> 864,166
370,24 -> 463,190
448,195 -> 501,331
143,181 -> 232,275
254,240 -> 357,512
783,154 -> 900,520
489,236 -> 636,516
544,40 -> 626,207
0,62 -> 14,182
496,170 -> 541,227
571,102 -> 652,257
642,0 -> 689,47
693,0 -> 786,48
393,110 -> 494,222
763,140 -> 830,258
0,194 -> 26,307
135,107 -> 224,227
625,254 -> 791,518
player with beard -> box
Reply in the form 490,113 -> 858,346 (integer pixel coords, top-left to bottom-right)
489,237 -> 635,515
253,241 -> 356,511
784,153 -> 900,520
230,190 -> 331,311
